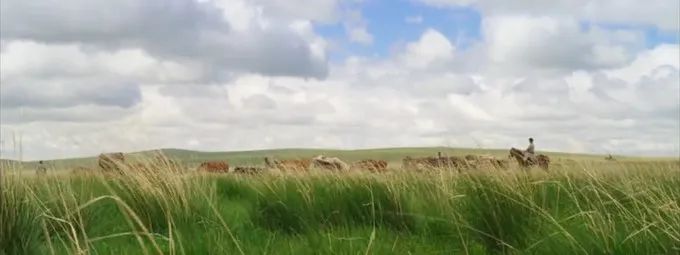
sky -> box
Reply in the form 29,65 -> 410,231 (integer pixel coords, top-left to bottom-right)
0,0 -> 679,160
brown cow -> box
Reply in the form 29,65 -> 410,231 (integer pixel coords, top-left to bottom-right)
465,155 -> 509,170
264,157 -> 311,172
464,154 -> 479,161
197,161 -> 230,173
312,155 -> 350,171
445,156 -> 469,169
351,159 -> 388,172
98,152 -> 125,174
233,166 -> 265,175
402,156 -> 436,169
402,156 -> 467,170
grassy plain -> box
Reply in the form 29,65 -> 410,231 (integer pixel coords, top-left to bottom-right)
1,148 -> 679,255
3,147 -> 668,172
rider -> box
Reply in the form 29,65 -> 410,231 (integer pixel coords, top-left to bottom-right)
524,138 -> 536,163
36,160 -> 47,175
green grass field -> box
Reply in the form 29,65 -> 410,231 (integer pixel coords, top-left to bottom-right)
2,148 -> 679,255
3,147 -> 673,173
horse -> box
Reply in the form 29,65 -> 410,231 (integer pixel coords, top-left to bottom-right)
509,147 -> 550,170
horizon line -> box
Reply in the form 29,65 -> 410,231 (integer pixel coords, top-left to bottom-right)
1,146 -> 676,162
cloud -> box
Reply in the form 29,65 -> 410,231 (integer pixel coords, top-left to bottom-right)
0,0 -> 329,79
347,27 -> 374,45
605,44 -> 679,82
0,41 -> 201,83
405,15 -> 424,24
245,0 -> 341,24
399,29 -> 455,69
0,105 -> 138,124
482,16 -> 642,72
0,78 -> 141,109
1,2 -> 677,160
242,94 -> 277,110
417,0 -> 679,31
0,41 -> 151,117
418,0 -> 476,8
344,9 -> 373,45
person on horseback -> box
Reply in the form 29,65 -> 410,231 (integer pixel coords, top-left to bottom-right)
524,138 -> 537,164
36,160 -> 47,175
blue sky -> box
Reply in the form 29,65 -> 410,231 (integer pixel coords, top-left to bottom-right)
315,0 -> 678,63
645,27 -> 680,47
317,0 -> 482,62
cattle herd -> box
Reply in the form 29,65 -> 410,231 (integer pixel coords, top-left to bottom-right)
93,149 -> 550,175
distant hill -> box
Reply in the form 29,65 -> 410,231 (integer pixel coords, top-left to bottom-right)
4,146 -> 670,172
0,158 -> 20,165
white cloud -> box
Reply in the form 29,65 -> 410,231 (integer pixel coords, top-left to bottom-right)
605,44 -> 679,82
418,0 -> 476,8
344,9 -> 373,45
1,2 -> 678,160
0,41 -> 201,83
447,94 -> 494,121
0,78 -> 141,110
482,15 -> 641,72
399,29 -> 455,69
347,27 -> 374,45
405,15 -> 424,24
0,106 -> 138,124
579,0 -> 679,31
417,0 -> 679,31
0,0 -> 329,79
248,0 -> 341,24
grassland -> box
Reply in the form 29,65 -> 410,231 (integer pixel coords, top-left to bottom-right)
1,148 -> 679,255
4,147 -> 671,173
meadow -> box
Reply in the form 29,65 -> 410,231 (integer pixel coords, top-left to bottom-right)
1,148 -> 679,255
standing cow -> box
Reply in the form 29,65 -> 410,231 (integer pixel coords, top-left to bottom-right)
465,155 -> 509,170
197,161 -> 230,173
351,159 -> 388,172
402,155 -> 467,171
312,155 -> 350,171
264,157 -> 311,172
98,152 -> 126,174
233,166 -> 265,175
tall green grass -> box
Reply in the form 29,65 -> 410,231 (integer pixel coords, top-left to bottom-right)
1,159 -> 679,254
1,175 -> 43,255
